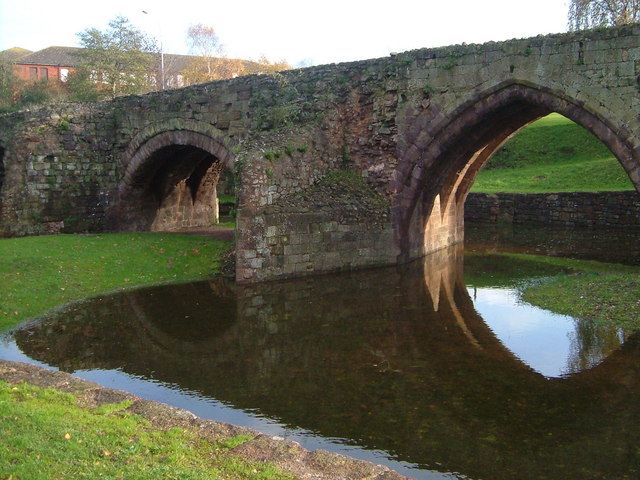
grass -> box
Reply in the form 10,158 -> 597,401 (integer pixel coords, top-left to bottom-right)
218,194 -> 236,205
0,233 -> 231,332
217,220 -> 237,228
471,113 -> 635,193
0,380 -> 292,480
522,272 -> 640,332
465,251 -> 640,332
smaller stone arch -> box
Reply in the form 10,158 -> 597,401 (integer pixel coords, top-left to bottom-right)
111,121 -> 236,232
121,120 -> 234,187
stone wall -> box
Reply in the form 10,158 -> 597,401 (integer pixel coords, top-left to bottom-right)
465,192 -> 640,228
0,105 -> 117,236
236,171 -> 398,282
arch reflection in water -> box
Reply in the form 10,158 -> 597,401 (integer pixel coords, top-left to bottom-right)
7,245 -> 640,480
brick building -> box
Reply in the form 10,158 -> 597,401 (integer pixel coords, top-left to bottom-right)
9,46 -> 258,88
12,46 -> 82,82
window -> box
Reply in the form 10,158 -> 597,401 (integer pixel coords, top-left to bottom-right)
29,67 -> 37,79
60,68 -> 69,82
40,68 -> 48,80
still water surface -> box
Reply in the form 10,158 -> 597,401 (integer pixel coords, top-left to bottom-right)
1,231 -> 639,479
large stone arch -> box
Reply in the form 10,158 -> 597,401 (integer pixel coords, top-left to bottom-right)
394,81 -> 640,261
109,121 -> 235,231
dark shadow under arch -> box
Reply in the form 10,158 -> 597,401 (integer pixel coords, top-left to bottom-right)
110,130 -> 234,231
396,82 -> 640,260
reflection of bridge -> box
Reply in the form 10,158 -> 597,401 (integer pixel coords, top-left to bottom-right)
14,246 -> 640,480
2,25 -> 640,282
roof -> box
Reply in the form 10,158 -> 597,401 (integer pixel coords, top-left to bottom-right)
16,46 -> 83,67
13,46 -> 264,78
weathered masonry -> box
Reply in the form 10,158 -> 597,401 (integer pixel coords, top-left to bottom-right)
1,25 -> 640,283
466,191 -> 640,228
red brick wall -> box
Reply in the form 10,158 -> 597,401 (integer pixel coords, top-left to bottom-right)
12,64 -> 75,82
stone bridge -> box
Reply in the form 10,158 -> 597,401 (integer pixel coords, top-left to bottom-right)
1,24 -> 639,283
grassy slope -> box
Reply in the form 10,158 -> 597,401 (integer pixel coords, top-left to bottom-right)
0,381 -> 291,480
0,233 -> 230,331
471,113 -> 635,193
218,194 -> 236,204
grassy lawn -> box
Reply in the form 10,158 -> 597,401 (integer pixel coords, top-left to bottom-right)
217,220 -> 237,228
0,233 -> 231,332
0,381 -> 291,480
218,194 -> 236,204
472,113 -> 635,193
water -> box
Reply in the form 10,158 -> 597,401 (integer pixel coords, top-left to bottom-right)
1,233 -> 639,479
466,222 -> 640,265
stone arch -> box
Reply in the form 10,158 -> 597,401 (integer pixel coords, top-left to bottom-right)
112,122 -> 235,231
395,81 -> 640,260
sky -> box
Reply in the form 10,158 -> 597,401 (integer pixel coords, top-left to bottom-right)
0,0 -> 570,67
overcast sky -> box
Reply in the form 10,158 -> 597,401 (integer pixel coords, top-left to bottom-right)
0,0 -> 570,66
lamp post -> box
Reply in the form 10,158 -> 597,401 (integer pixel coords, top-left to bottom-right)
142,9 -> 165,90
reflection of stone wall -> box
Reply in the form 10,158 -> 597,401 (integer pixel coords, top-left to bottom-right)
466,223 -> 640,266
466,192 -> 640,228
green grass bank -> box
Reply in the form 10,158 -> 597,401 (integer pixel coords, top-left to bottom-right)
0,380 -> 291,480
471,113 -> 635,193
0,233 -> 231,331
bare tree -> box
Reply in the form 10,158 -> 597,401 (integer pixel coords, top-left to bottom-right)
569,0 -> 640,30
183,23 -> 292,85
186,24 -> 224,78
